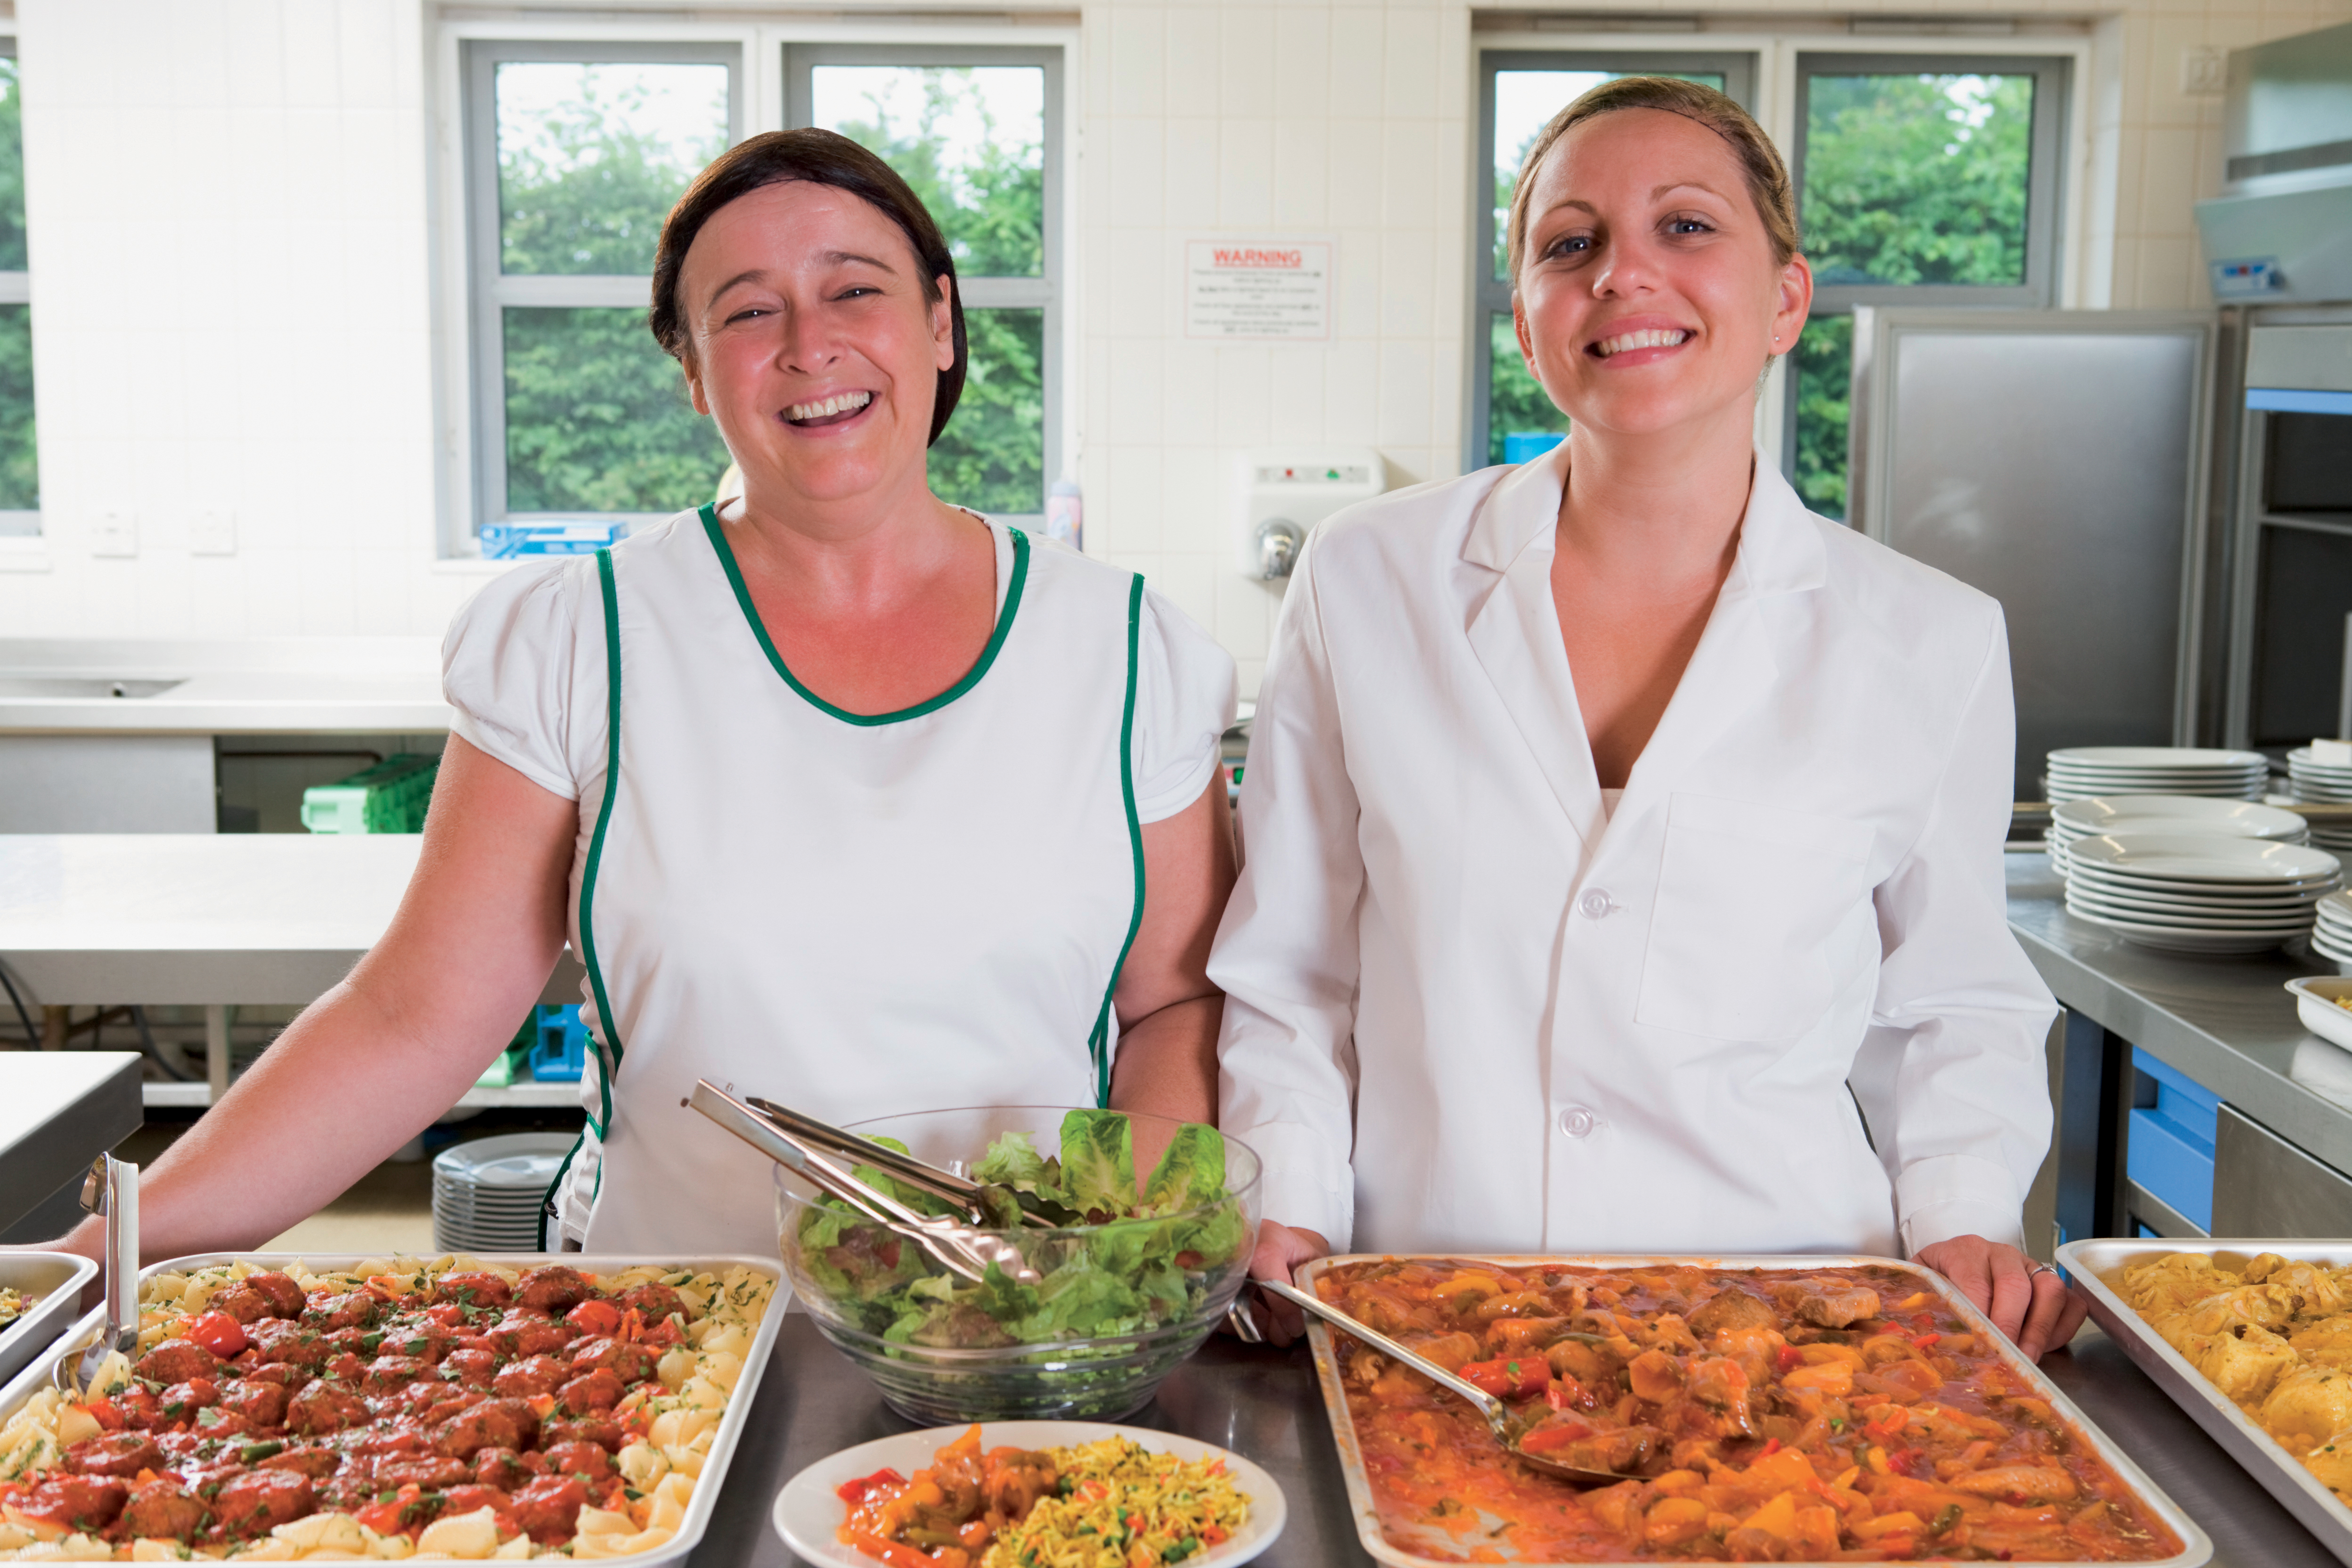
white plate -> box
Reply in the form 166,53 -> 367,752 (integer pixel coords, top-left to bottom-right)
2065,906 -> 2295,952
434,1132 -> 576,1189
2065,890 -> 2317,931
2067,867 -> 2338,902
2065,901 -> 2314,940
2062,874 -> 2330,914
2052,796 -> 2309,841
774,1421 -> 1287,1568
2067,834 -> 2343,883
2287,977 -> 2352,1054
2050,747 -> 2269,769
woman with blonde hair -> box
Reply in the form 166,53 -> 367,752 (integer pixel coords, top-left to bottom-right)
1218,78 -> 2082,1359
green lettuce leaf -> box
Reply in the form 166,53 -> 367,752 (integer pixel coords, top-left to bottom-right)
1060,1110 -> 1136,1216
1139,1123 -> 1226,1215
974,1130 -> 1049,1191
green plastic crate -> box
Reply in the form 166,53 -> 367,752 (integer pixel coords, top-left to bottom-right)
301,754 -> 441,834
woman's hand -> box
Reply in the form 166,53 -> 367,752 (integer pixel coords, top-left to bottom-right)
1242,1221 -> 1332,1345
1914,1233 -> 2087,1361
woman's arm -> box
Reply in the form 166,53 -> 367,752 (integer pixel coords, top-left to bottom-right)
1853,611 -> 2077,1357
51,737 -> 579,1263
1107,777 -> 1237,1127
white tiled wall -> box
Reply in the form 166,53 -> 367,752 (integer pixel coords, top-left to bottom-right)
1,0 -> 2346,685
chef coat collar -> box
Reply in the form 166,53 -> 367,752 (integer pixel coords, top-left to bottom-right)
1461,443 -> 1829,602
1458,444 -> 1829,851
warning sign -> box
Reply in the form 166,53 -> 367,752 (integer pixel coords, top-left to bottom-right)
1183,239 -> 1333,341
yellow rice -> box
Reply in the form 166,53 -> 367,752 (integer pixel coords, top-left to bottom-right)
980,1437 -> 1248,1568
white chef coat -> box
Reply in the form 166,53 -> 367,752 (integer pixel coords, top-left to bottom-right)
444,505 -> 1234,1253
1212,447 -> 2057,1261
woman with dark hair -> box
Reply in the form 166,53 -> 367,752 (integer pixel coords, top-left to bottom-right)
51,131 -> 1237,1258
1220,79 -> 2082,1359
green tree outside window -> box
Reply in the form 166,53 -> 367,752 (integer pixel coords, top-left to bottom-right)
1793,73 -> 2034,518
0,57 -> 37,514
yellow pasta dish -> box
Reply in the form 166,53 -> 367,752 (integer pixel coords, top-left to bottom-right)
2110,1251 -> 2352,1499
0,1254 -> 772,1562
0,1290 -> 33,1335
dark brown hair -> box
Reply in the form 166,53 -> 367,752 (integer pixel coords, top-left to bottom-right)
649,128 -> 967,446
1505,76 -> 1800,283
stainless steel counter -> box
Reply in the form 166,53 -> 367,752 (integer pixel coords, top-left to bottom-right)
2007,851 -> 2352,1175
700,1313 -> 2335,1568
0,1051 -> 139,1237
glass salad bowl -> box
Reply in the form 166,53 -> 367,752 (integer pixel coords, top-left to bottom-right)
774,1105 -> 1262,1422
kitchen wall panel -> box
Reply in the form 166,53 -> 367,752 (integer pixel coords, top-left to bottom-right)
0,0 -> 2344,696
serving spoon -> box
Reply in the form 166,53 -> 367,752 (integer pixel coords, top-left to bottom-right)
1255,1277 -> 1641,1486
53,1155 -> 138,1395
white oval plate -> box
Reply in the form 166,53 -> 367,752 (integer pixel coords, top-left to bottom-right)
2067,866 -> 2337,901
2065,906 -> 2295,953
774,1421 -> 1287,1568
2049,746 -> 2269,769
2052,796 -> 2309,841
2065,888 -> 2318,930
2068,834 -> 2343,883
2062,873 -> 2329,913
2287,976 -> 2352,1054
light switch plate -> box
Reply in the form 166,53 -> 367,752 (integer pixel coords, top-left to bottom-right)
90,511 -> 138,557
191,509 -> 236,555
2181,46 -> 2227,96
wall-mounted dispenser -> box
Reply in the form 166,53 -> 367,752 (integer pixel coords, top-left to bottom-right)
1233,449 -> 1386,580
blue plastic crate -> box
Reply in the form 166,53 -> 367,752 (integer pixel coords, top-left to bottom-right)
2127,1047 -> 2220,1231
479,522 -> 630,560
529,1004 -> 589,1082
1502,432 -> 1566,465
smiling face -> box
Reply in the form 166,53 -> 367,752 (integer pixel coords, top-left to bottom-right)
1513,107 -> 1811,448
676,180 -> 956,514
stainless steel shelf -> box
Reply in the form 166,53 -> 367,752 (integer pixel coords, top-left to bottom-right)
141,1078 -> 582,1112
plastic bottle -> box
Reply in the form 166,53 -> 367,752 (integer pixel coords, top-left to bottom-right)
1045,478 -> 1083,553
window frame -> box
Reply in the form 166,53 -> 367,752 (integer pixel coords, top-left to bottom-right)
459,38 -> 744,533
1781,49 -> 2073,494
0,35 -> 34,539
1792,50 -> 2072,315
782,42 -> 1064,526
1466,50 -> 1759,472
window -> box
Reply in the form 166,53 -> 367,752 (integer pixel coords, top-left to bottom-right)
1786,54 -> 2069,517
462,42 -> 741,538
1468,52 -> 1756,471
786,45 -> 1061,521
0,42 -> 35,535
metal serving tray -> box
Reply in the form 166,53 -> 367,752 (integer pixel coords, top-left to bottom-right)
0,1251 -> 98,1390
2058,1238 -> 2352,1566
1297,1252 -> 2211,1568
0,1252 -> 785,1568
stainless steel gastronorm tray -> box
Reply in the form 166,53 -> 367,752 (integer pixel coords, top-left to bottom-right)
0,1252 -> 785,1568
2058,1238 -> 2352,1566
1298,1252 -> 2212,1568
0,1251 -> 98,1390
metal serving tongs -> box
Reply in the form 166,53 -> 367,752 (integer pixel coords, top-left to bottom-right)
688,1081 -> 1040,1287
738,1094 -> 1055,1231
1255,1277 -> 1637,1486
53,1154 -> 139,1395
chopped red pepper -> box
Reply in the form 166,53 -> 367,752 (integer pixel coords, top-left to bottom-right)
567,1299 -> 623,1337
1459,1358 -> 1551,1399
835,1467 -> 908,1505
180,1311 -> 248,1359
1774,1344 -> 1805,1374
1517,1420 -> 1594,1454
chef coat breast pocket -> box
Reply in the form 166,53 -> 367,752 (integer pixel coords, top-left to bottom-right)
1633,792 -> 1875,1043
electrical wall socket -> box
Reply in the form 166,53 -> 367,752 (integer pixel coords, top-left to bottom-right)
90,511 -> 138,557
191,509 -> 237,555
2181,47 -> 2228,97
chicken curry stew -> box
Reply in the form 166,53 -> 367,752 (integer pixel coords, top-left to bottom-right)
1315,1259 -> 2180,1563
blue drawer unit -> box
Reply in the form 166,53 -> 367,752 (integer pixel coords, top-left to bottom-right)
2127,1047 -> 2219,1232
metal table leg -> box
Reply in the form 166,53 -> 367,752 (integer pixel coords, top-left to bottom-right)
205,1005 -> 230,1103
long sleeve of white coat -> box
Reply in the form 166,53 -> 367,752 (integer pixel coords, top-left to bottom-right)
1853,611 -> 2058,1255
1212,545 -> 1363,1249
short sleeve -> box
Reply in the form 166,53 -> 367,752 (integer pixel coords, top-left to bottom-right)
1129,586 -> 1236,824
441,556 -> 603,802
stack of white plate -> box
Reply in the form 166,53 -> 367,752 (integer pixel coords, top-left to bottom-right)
432,1133 -> 575,1254
2045,747 -> 2270,806
2047,796 -> 2309,874
2287,746 -> 2352,856
2063,833 -> 2342,954
2315,892 -> 2352,971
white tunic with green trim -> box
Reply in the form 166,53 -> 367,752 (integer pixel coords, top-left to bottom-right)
442,502 -> 1235,1254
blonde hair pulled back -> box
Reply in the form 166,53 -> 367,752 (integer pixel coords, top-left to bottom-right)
1503,76 -> 1800,285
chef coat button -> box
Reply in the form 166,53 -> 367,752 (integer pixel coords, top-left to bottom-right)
1559,1106 -> 1596,1138
1577,889 -> 1613,920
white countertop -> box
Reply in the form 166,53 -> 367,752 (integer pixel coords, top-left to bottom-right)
0,638 -> 452,734
0,834 -> 583,1007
